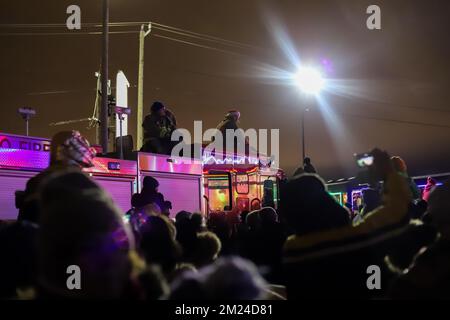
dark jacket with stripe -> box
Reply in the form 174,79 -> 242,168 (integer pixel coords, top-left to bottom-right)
283,172 -> 412,299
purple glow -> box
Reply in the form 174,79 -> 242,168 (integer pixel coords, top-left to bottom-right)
320,57 -> 334,74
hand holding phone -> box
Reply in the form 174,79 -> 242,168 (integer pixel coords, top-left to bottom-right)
369,148 -> 394,182
355,153 -> 374,168
355,149 -> 394,184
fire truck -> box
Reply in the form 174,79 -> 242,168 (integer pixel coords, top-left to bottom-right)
0,132 -> 282,221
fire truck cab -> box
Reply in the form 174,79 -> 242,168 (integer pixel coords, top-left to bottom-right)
202,150 -> 282,216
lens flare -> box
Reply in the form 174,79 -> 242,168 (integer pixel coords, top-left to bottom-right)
295,67 -> 325,95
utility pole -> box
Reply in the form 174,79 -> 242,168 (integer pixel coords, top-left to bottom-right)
301,106 -> 309,162
137,23 -> 152,150
301,107 -> 305,162
100,0 -> 110,154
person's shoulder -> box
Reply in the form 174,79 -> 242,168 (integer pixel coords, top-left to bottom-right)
165,109 -> 175,117
416,240 -> 450,264
144,113 -> 156,121
223,120 -> 238,130
391,242 -> 450,295
25,168 -> 54,192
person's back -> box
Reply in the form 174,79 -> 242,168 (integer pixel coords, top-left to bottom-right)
389,180 -> 450,298
282,150 -> 412,299
259,208 -> 285,283
175,214 -> 197,261
388,239 -> 450,298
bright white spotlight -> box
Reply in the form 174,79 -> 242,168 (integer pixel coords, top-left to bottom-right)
295,66 -> 325,95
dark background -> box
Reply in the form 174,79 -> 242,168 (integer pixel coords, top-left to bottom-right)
1,0 -> 449,179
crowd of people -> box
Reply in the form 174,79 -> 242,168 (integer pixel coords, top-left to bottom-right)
0,124 -> 449,300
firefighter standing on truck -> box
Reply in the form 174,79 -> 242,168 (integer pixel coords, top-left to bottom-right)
141,101 -> 177,155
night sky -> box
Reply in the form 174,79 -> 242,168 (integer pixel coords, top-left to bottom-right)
1,0 -> 450,179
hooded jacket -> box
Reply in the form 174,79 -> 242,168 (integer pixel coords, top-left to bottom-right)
143,109 -> 177,141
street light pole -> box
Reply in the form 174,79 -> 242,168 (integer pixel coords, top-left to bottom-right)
137,23 -> 152,150
100,0 -> 109,155
295,66 -> 325,163
301,107 -> 306,162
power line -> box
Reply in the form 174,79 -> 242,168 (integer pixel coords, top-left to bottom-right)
152,25 -> 256,51
331,91 -> 450,114
0,21 -> 261,51
0,22 -> 143,28
151,22 -> 261,50
0,30 -> 248,58
339,112 -> 450,129
0,31 -> 138,36
2,23 -> 449,121
151,33 -> 246,57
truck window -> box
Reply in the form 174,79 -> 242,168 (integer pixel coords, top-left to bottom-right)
207,175 -> 232,211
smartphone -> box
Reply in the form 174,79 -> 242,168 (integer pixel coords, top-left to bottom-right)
355,153 -> 374,168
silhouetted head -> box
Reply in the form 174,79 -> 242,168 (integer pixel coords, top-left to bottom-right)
140,215 -> 180,275
190,212 -> 203,231
151,101 -> 166,116
171,256 -> 266,300
303,157 -> 311,165
169,272 -> 206,300
225,110 -> 240,122
161,201 -> 172,217
201,256 -> 267,299
38,171 -> 134,299
175,211 -> 191,223
280,173 -> 350,235
143,176 -> 159,191
49,130 -> 96,168
192,231 -> 222,267
427,177 -> 437,186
